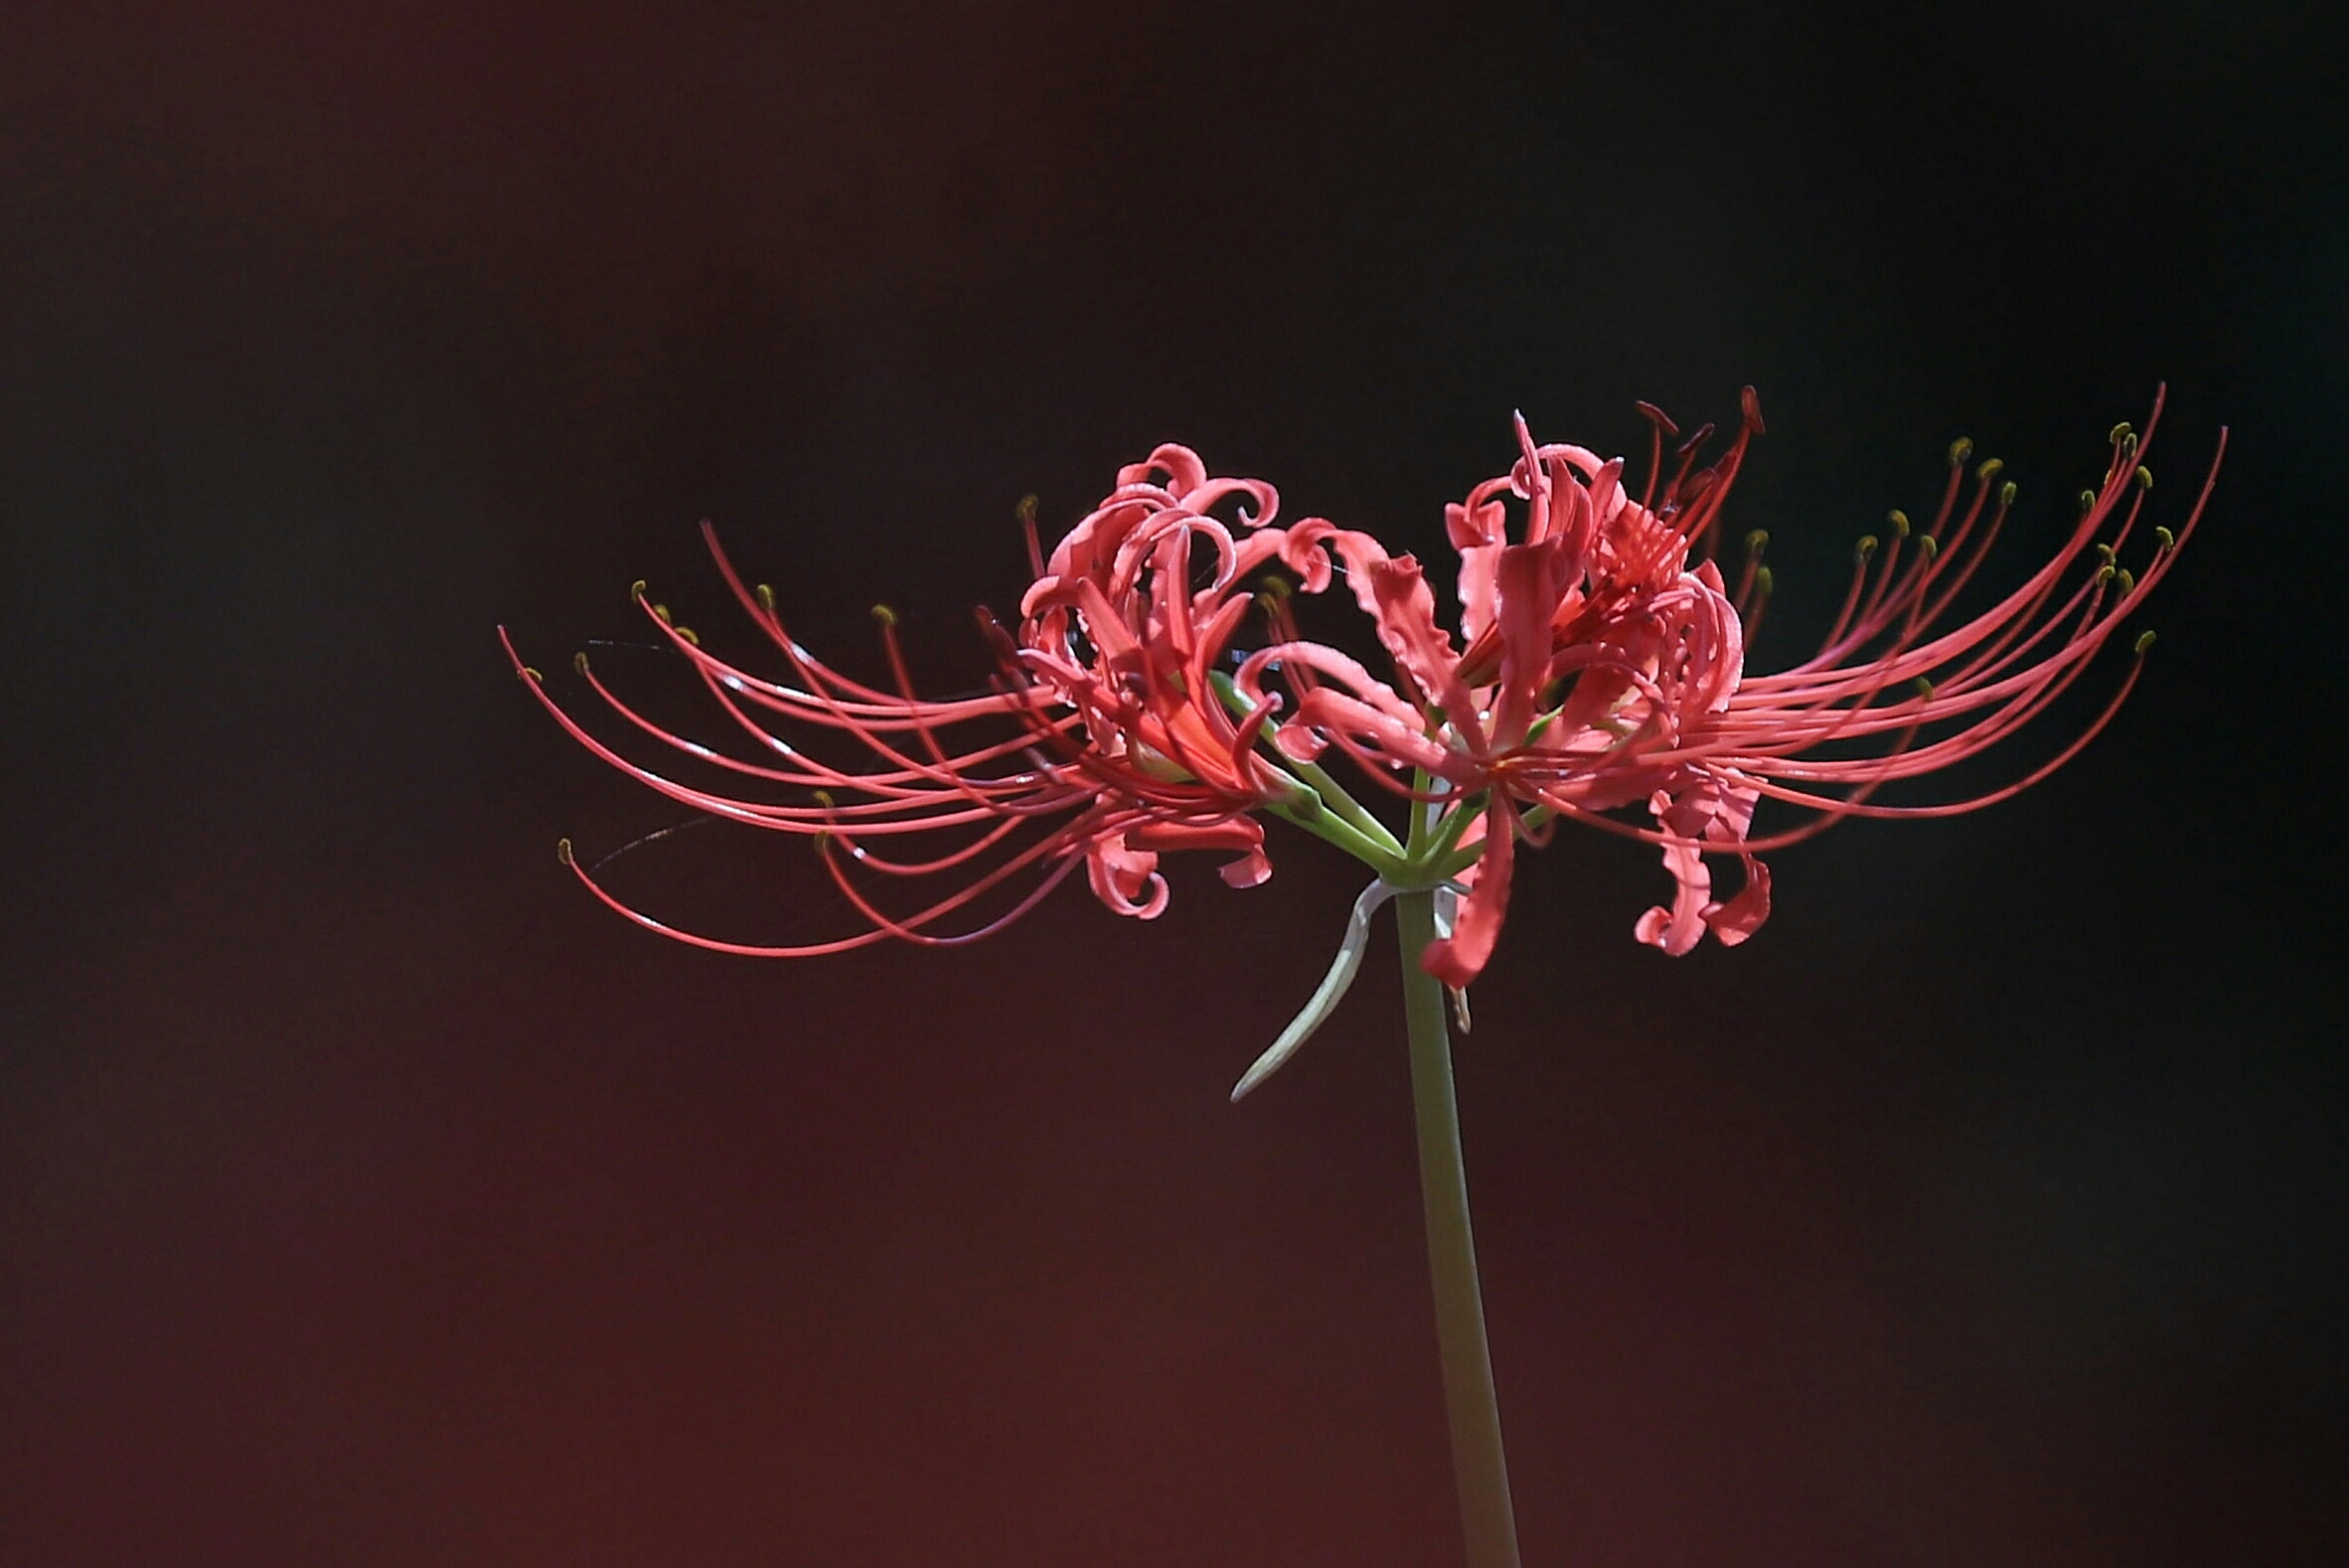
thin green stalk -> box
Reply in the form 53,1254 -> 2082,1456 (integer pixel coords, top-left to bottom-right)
1285,752 -> 1405,854
1262,787 -> 1410,881
1394,887 -> 1521,1568
1207,669 -> 1404,857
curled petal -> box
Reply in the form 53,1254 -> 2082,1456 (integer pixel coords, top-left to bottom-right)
1634,778 -> 1773,954
1457,542 -> 1502,649
1274,717 -> 1330,761
1117,443 -> 1208,496
1086,835 -> 1170,919
1707,853 -> 1771,946
1447,496 -> 1506,552
1277,517 -> 1337,592
1423,800 -> 1516,988
1491,539 -> 1575,743
1220,845 -> 1274,888
1633,828 -> 1711,956
1124,818 -> 1274,890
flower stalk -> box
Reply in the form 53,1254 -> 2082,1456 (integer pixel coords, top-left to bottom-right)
1396,880 -> 1521,1568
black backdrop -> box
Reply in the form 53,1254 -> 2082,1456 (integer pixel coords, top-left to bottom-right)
4,4 -> 2342,1565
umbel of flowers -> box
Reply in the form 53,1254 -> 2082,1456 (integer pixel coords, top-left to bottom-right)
508,387 -> 2218,1064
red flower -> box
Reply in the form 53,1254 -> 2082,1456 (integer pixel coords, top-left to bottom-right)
502,442 -> 1388,953
509,389 -> 2220,1008
1234,388 -> 2222,985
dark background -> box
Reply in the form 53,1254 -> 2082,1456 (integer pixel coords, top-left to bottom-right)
4,2 -> 2342,1564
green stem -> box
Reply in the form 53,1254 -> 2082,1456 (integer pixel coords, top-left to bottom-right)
1286,753 -> 1405,854
1394,887 -> 1522,1568
1262,790 -> 1410,881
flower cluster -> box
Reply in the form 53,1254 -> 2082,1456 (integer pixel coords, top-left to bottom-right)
508,389 -> 2220,1014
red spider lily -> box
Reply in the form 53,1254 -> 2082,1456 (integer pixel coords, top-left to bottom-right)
1233,387 -> 2223,986
508,389 -> 2220,1014
502,443 -> 1381,953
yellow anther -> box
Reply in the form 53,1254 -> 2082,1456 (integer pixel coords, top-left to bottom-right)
1975,457 -> 2004,483
1745,528 -> 1770,554
572,651 -> 591,676
2119,431 -> 2138,460
1886,510 -> 1909,538
2095,563 -> 2115,585
675,626 -> 700,646
630,578 -> 648,601
755,583 -> 778,613
2153,525 -> 2175,551
651,602 -> 672,624
1917,535 -> 1940,558
2079,488 -> 2099,514
2096,543 -> 2116,565
1855,535 -> 1879,561
520,665 -> 544,683
1753,565 -> 1774,595
812,789 -> 837,808
1949,436 -> 1973,466
1261,572 -> 1295,600
2114,567 -> 2135,593
2110,420 -> 2132,445
1016,493 -> 1039,525
2134,464 -> 2153,491
1998,480 -> 2018,508
2133,629 -> 2157,655
1913,676 -> 1936,701
556,838 -> 574,865
871,603 -> 899,628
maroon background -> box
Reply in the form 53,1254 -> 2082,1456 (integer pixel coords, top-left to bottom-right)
4,3 -> 2342,1565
